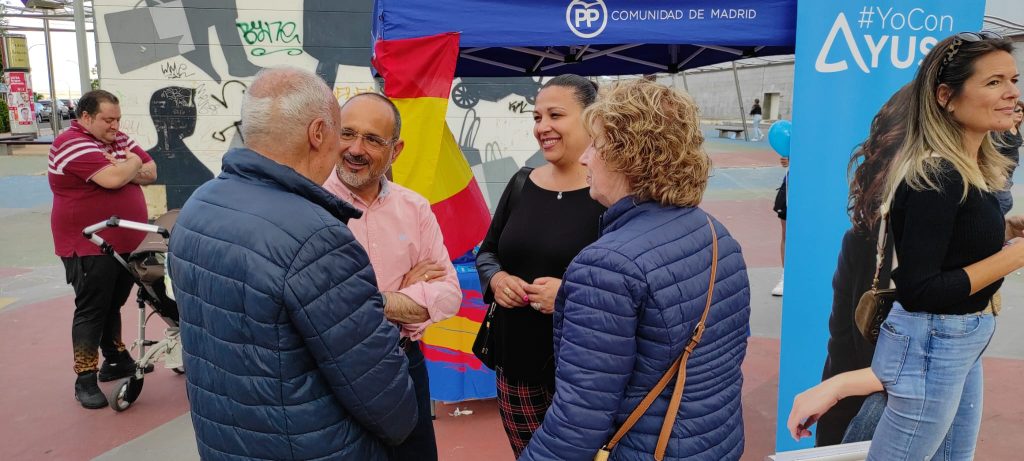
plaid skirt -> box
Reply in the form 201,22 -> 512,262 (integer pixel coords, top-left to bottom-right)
495,367 -> 554,458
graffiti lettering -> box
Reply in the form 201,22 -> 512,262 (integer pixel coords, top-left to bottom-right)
508,99 -> 532,114
117,118 -> 152,147
212,121 -> 243,143
111,89 -> 140,107
251,48 -> 303,57
334,85 -> 378,102
210,80 -> 248,109
160,61 -> 195,80
194,84 -> 218,116
237,20 -> 303,57
159,87 -> 194,108
119,119 -> 142,136
191,80 -> 247,143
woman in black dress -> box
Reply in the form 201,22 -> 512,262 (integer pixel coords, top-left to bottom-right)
475,74 -> 605,457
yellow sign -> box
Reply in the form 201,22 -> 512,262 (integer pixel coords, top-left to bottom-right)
4,35 -> 30,71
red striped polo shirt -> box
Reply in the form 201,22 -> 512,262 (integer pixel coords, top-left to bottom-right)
48,121 -> 154,257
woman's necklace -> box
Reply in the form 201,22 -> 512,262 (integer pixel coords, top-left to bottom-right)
557,191 -> 563,200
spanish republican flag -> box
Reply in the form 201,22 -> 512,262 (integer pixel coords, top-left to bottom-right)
372,32 -> 490,260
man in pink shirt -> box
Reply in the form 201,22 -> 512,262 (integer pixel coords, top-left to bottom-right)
322,93 -> 461,460
49,90 -> 158,409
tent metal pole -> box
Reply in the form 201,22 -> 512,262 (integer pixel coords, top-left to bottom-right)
605,53 -> 667,71
574,45 -> 589,60
731,61 -> 750,141
508,47 -> 564,60
678,48 -> 705,68
704,45 -> 745,56
681,72 -> 689,92
459,53 -> 526,73
540,44 -> 641,72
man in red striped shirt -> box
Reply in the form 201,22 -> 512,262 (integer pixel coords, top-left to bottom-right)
48,90 -> 158,409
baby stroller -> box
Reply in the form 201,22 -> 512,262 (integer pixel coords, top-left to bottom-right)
82,210 -> 183,412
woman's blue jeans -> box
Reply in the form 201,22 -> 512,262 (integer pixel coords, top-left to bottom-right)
867,303 -> 995,461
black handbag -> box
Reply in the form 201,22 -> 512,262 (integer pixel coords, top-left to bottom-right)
855,207 -> 895,344
472,302 -> 499,369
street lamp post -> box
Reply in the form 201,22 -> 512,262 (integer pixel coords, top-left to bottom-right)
74,0 -> 91,94
42,8 -> 60,134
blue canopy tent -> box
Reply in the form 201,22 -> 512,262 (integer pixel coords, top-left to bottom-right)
369,0 -> 800,404
372,0 -> 797,77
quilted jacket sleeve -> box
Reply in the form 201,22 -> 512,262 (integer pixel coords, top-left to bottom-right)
520,248 -> 646,461
283,224 -> 418,446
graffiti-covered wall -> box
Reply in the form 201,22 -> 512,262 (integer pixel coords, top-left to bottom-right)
95,0 -> 542,214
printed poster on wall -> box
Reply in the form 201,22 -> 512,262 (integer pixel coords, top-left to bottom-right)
6,71 -> 36,132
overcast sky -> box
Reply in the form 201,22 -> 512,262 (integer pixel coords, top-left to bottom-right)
3,0 -> 95,99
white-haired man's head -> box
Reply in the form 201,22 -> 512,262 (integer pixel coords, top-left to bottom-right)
240,66 -> 341,184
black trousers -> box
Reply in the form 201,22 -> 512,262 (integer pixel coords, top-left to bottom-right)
389,342 -> 438,461
61,254 -> 135,374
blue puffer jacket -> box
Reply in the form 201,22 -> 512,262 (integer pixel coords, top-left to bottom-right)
168,148 -> 417,461
520,198 -> 751,461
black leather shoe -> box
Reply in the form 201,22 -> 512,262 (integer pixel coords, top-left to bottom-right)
98,356 -> 155,382
75,372 -> 108,409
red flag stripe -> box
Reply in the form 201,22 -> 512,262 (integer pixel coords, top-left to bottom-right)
431,181 -> 491,260
373,33 -> 461,99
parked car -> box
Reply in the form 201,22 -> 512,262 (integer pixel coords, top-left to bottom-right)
35,102 -> 52,123
59,99 -> 77,118
39,100 -> 69,120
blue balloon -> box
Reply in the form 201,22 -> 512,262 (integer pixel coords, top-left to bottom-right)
768,120 -> 792,158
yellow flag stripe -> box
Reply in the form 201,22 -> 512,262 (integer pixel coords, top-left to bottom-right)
391,97 -> 474,203
421,315 -> 480,354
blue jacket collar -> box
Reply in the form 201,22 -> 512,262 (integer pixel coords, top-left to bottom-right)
600,196 -> 699,235
601,196 -> 645,235
220,148 -> 363,222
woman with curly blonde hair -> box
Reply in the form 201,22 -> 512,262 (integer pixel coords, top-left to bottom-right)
519,79 -> 752,461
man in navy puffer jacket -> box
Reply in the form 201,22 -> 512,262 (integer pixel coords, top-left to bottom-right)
169,67 -> 417,460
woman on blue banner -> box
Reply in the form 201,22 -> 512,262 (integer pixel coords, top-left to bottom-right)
789,32 -> 1024,460
519,79 -> 751,461
474,74 -> 606,458
815,85 -> 911,446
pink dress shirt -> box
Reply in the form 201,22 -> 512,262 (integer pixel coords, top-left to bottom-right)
323,172 -> 462,340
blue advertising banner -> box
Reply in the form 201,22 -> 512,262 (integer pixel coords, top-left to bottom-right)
779,0 -> 985,451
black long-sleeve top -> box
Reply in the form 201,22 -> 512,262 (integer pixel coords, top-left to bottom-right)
476,170 -> 605,383
891,159 -> 1004,314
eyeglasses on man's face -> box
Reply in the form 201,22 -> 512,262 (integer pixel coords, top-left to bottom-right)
339,128 -> 396,151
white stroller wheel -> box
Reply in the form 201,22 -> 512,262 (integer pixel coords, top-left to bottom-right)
109,376 -> 144,412
109,380 -> 132,412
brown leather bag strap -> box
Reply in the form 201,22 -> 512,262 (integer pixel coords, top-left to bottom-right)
603,215 -> 719,460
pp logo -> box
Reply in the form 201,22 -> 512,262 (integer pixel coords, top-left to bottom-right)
566,0 -> 608,39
